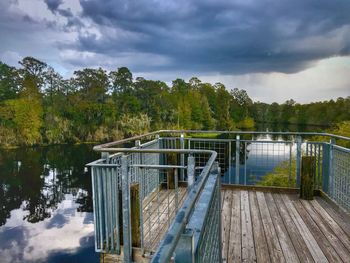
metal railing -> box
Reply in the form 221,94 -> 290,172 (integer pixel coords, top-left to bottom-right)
87,130 -> 350,263
307,140 -> 350,212
173,164 -> 222,263
88,132 -> 221,262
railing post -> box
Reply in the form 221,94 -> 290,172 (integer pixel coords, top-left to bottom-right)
167,152 -> 177,190
134,139 -> 145,252
235,135 -> 240,184
121,155 -> 132,262
135,140 -> 141,184
296,136 -> 302,188
187,155 -> 195,187
130,183 -> 141,247
174,229 -> 194,263
168,168 -> 176,189
300,156 -> 315,200
101,152 -> 109,162
244,141 -> 247,185
180,133 -> 185,181
329,139 -> 335,197
228,141 -> 232,184
289,143 -> 292,187
322,143 -> 330,193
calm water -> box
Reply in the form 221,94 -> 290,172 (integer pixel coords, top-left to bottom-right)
0,145 -> 99,263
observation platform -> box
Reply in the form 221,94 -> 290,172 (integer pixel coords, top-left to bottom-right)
87,130 -> 350,263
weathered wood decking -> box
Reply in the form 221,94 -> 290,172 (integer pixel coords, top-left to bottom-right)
102,187 -> 350,262
221,188 -> 350,263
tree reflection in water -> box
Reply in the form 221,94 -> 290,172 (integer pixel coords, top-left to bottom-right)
0,144 -> 98,226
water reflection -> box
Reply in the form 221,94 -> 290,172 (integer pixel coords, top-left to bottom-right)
0,145 -> 99,263
222,134 -> 295,184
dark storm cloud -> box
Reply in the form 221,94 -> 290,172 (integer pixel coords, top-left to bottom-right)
73,0 -> 350,73
44,0 -> 63,13
44,0 -> 73,18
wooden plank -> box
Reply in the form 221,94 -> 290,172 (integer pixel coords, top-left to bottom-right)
301,199 -> 350,262
142,190 -> 172,246
241,190 -> 257,263
265,193 -> 300,263
256,191 -> 285,263
144,188 -> 187,238
143,191 -> 174,248
221,189 -> 232,261
272,193 -> 314,263
221,184 -> 299,194
249,191 -> 270,263
143,188 -> 162,209
149,187 -> 187,250
281,194 -> 327,263
291,197 -> 342,262
221,189 -> 226,210
143,189 -> 169,222
227,189 -> 242,262
101,247 -> 151,263
314,196 -> 350,237
311,199 -> 350,251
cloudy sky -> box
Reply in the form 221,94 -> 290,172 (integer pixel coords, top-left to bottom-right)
0,0 -> 349,103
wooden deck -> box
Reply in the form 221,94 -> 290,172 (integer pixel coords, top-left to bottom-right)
221,188 -> 350,263
142,186 -> 187,251
101,187 -> 187,263
102,187 -> 350,262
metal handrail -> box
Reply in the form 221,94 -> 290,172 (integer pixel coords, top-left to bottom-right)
93,130 -> 350,152
92,136 -> 218,262
150,152 -> 218,263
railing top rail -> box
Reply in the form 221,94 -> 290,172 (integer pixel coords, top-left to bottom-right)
150,155 -> 218,263
93,130 -> 350,152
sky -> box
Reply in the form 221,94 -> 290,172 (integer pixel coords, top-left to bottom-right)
0,0 -> 349,103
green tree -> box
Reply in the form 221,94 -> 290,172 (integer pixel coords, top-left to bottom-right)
109,67 -> 133,94
215,83 -> 234,130
19,57 -> 47,91
0,62 -> 20,101
1,75 -> 43,145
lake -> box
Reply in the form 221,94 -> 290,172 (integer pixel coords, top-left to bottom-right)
0,145 -> 99,263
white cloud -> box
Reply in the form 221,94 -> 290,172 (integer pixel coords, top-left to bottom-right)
198,56 -> 350,103
0,51 -> 21,66
0,194 -> 94,263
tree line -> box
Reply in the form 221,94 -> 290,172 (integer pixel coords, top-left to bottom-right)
0,57 -> 349,146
